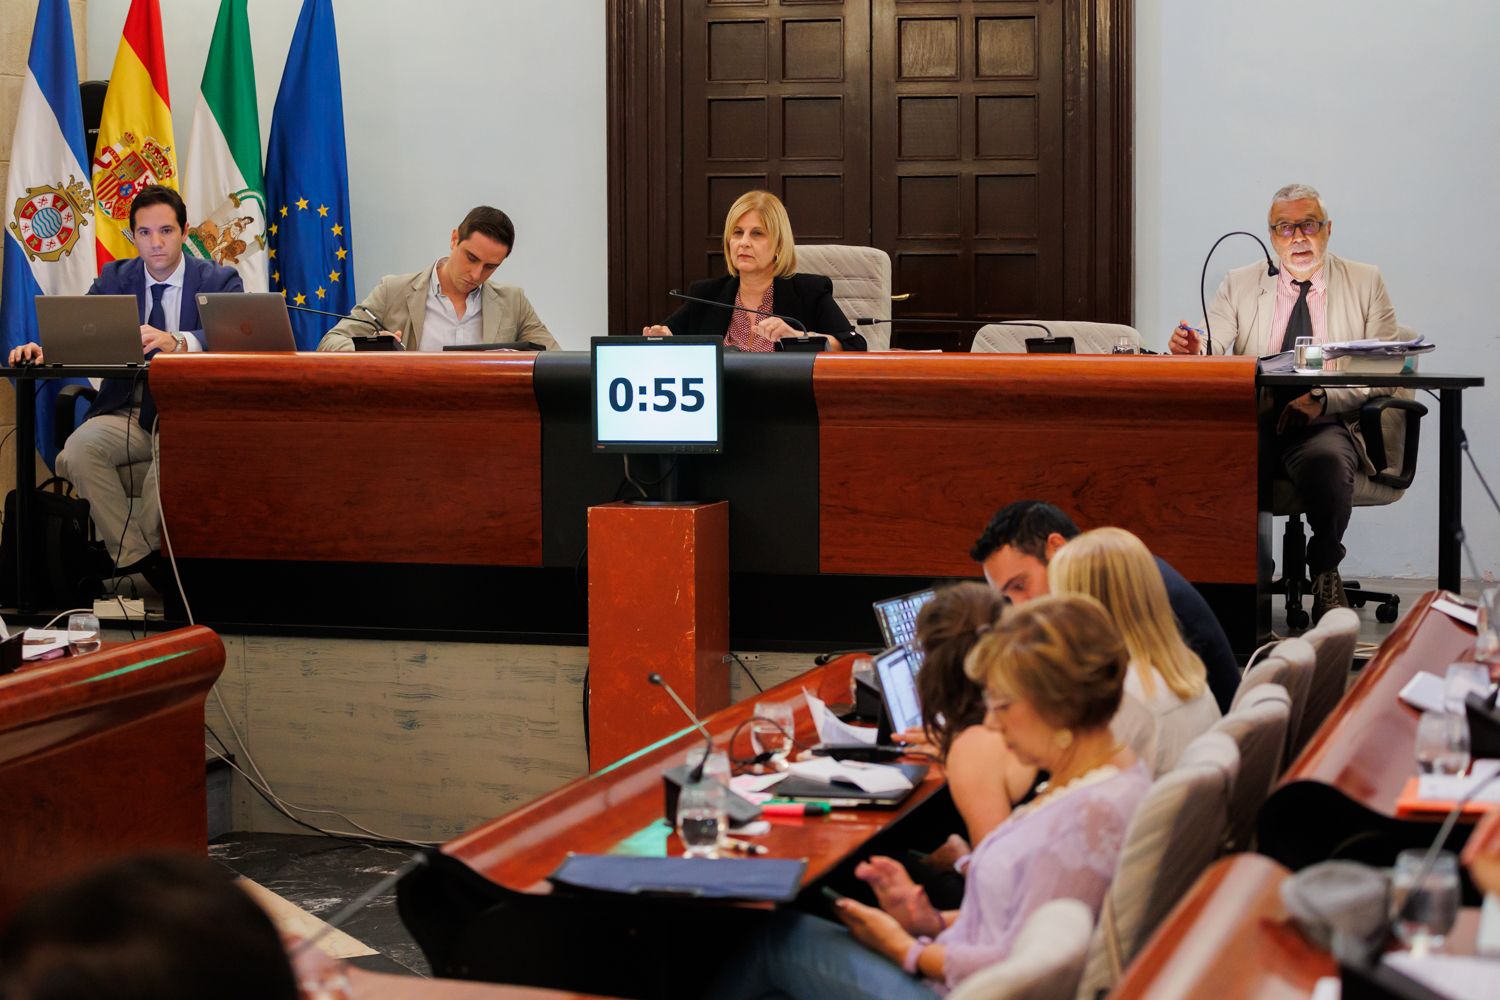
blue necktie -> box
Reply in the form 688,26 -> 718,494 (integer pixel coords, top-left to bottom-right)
147,282 -> 168,332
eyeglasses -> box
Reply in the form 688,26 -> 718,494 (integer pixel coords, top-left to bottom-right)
1271,219 -> 1330,240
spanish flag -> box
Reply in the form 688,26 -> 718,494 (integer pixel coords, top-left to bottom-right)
90,0 -> 177,268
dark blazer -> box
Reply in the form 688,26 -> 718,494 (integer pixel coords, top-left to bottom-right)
663,273 -> 866,351
85,255 -> 244,429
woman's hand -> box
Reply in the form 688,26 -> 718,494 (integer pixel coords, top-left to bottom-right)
928,834 -> 971,872
833,897 -> 916,965
893,726 -> 939,757
642,325 -> 673,337
855,855 -> 944,936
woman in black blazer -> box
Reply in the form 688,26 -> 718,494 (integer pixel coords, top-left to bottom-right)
643,191 -> 867,352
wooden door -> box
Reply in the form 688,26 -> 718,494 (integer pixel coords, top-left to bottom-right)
680,0 -> 872,284
608,0 -> 1131,340
871,0 -> 1065,335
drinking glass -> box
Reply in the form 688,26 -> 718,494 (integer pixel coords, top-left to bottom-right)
1414,711 -> 1469,775
1391,850 -> 1460,955
1443,662 -> 1491,714
1294,335 -> 1314,369
66,613 -> 101,655
1475,587 -> 1500,680
750,701 -> 796,771
675,779 -> 726,859
1111,335 -> 1137,355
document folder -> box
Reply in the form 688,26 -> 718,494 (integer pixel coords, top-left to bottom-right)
549,854 -> 806,903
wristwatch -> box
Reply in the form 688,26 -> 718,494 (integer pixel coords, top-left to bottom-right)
171,333 -> 187,353
1309,386 -> 1326,405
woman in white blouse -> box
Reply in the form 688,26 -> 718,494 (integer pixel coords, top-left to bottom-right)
1048,527 -> 1221,775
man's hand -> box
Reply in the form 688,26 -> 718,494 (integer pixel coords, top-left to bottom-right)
379,329 -> 404,344
854,855 -> 944,936
1276,391 -> 1326,434
1168,322 -> 1203,355
642,325 -> 673,337
8,343 -> 43,365
833,897 -> 916,965
141,325 -> 178,354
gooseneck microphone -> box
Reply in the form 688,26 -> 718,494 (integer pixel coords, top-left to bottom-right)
286,302 -> 381,330
648,672 -> 715,781
666,289 -> 823,352
1199,231 -> 1280,355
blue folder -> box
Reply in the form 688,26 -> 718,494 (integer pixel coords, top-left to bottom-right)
549,854 -> 806,903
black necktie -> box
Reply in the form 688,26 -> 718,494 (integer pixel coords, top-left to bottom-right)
147,282 -> 169,333
1278,279 -> 1312,354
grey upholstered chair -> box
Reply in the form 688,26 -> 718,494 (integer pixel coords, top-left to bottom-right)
948,898 -> 1094,1000
1210,683 -> 1291,853
1075,731 -> 1239,1000
1295,607 -> 1360,753
794,244 -> 893,350
971,321 -> 1140,355
1231,636 -> 1316,770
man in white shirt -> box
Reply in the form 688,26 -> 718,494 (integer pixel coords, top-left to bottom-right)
317,206 -> 557,352
7,184 -> 243,571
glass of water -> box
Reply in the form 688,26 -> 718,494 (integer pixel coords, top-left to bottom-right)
750,701 -> 796,771
1475,587 -> 1500,680
1391,849 -> 1460,955
675,778 -> 726,859
1111,335 -> 1137,355
66,612 -> 101,656
1444,662 -> 1491,714
1414,711 -> 1469,775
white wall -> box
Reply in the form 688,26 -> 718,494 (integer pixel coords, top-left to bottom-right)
1136,1 -> 1500,582
87,0 -> 608,350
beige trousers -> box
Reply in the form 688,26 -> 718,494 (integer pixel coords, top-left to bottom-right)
55,411 -> 159,567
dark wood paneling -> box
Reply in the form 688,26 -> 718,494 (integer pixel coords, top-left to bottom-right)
607,0 -> 1132,337
813,354 -> 1259,583
150,354 -> 543,566
0,627 -> 224,924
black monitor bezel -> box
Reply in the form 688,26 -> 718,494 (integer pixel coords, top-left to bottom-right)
590,335 -> 725,455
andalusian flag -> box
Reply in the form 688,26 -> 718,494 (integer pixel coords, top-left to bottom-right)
91,0 -> 177,267
184,0 -> 266,291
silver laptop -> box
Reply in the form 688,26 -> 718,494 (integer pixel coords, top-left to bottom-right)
197,292 -> 299,352
35,295 -> 145,366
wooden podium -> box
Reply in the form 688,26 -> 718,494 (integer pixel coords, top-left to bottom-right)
586,501 -> 729,770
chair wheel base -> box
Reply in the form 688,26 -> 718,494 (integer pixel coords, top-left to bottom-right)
1376,600 -> 1399,624
1286,607 -> 1310,630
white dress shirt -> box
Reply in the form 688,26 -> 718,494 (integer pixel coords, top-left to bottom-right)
419,258 -> 483,351
142,254 -> 203,351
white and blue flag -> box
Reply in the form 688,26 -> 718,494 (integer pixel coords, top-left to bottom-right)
2,0 -> 96,465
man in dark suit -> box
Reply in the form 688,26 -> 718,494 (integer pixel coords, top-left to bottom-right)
8,184 -> 243,571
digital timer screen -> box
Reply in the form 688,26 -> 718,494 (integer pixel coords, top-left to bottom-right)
591,335 -> 724,454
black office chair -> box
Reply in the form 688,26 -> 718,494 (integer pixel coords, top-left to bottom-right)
1269,393 -> 1427,629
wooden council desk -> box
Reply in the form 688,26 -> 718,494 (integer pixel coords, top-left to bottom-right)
394,656 -> 952,997
1259,591 -> 1480,871
145,352 -> 1259,647
1112,852 -> 1483,1000
0,626 -> 225,925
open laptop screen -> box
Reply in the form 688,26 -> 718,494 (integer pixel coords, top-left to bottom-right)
873,642 -> 925,736
872,588 -> 935,648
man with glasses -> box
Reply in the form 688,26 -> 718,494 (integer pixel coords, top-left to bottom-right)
1168,183 -> 1400,621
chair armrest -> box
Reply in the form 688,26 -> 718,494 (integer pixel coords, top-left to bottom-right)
1359,395 -> 1427,490
53,384 -> 98,453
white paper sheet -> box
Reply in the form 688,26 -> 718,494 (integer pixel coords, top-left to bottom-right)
21,628 -> 72,660
1310,976 -> 1340,1000
1416,760 -> 1500,802
1433,597 -> 1480,628
802,687 -> 877,746
1399,671 -> 1447,714
785,756 -> 912,794
1382,952 -> 1500,999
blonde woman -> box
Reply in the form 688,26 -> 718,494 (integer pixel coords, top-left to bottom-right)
706,596 -> 1148,999
1048,526 -> 1222,774
642,190 -> 866,352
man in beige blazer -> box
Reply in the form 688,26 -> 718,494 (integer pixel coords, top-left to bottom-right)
317,205 -> 558,352
1169,183 -> 1400,620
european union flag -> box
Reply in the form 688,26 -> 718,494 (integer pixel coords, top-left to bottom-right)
264,0 -> 354,349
